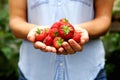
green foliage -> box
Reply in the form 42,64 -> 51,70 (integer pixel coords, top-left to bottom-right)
102,33 -> 120,55
102,32 -> 120,80
0,1 -> 21,79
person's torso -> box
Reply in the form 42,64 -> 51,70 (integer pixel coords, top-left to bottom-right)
18,0 -> 105,80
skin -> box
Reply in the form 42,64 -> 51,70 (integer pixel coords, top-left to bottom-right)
9,0 -> 114,55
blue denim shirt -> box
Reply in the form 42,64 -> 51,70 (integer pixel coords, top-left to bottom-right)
18,0 -> 105,80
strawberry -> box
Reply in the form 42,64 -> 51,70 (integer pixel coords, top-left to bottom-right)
53,37 -> 64,49
44,28 -> 49,34
59,18 -> 70,25
72,31 -> 81,43
59,24 -> 75,40
35,28 -> 47,41
51,22 -> 61,29
43,35 -> 53,46
51,18 -> 69,29
48,28 -> 59,38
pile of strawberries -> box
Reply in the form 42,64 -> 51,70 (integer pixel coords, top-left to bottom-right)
35,18 -> 81,49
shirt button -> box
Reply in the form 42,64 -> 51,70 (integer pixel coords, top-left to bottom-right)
58,2 -> 61,5
58,1 -> 62,6
59,63 -> 63,66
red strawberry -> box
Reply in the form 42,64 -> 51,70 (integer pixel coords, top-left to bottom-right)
44,28 -> 49,34
59,24 -> 75,40
48,28 -> 59,38
35,28 -> 47,41
59,18 -> 70,25
72,31 -> 81,43
53,37 -> 64,49
51,22 -> 61,29
51,18 -> 69,29
43,35 -> 53,46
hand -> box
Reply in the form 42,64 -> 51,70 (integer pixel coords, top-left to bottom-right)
57,27 -> 89,55
27,26 -> 57,53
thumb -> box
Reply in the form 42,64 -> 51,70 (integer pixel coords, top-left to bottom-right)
27,29 -> 36,42
80,39 -> 85,45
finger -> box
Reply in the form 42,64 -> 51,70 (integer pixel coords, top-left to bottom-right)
68,39 -> 83,52
80,39 -> 86,45
62,42 -> 75,54
45,46 -> 52,52
27,28 -> 36,42
57,47 -> 66,55
80,31 -> 89,45
34,41 -> 46,50
80,37 -> 89,45
45,46 -> 58,53
51,47 -> 57,53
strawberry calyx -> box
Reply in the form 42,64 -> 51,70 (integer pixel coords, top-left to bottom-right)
57,37 -> 64,46
36,28 -> 42,35
53,37 -> 64,49
55,32 -> 59,37
60,18 -> 69,23
62,25 -> 71,35
44,28 -> 49,33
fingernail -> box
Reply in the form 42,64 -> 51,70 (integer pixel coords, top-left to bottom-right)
64,43 -> 68,47
81,40 -> 85,44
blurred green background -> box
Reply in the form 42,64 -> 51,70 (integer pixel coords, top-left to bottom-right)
0,0 -> 120,80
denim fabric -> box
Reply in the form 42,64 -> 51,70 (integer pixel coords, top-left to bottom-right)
18,68 -> 27,80
95,68 -> 107,80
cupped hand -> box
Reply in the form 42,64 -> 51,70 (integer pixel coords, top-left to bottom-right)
57,27 -> 89,55
27,26 -> 57,53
